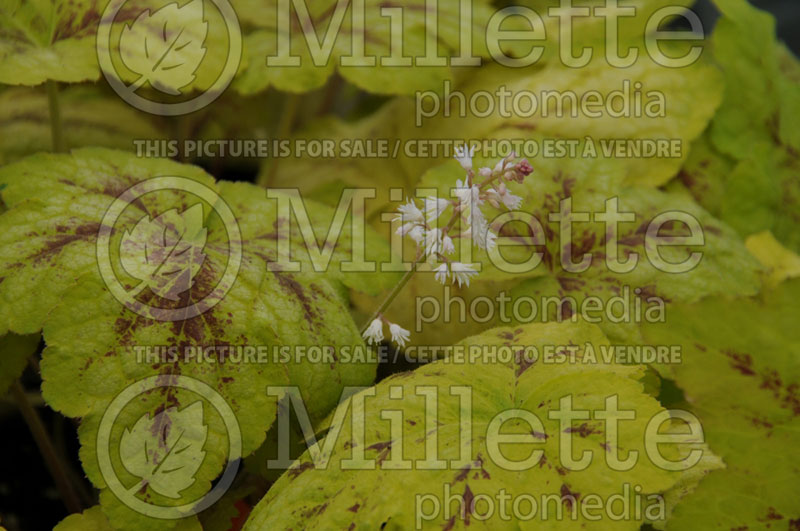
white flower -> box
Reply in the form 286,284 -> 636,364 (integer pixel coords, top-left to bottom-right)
470,208 -> 494,250
484,229 -> 497,252
396,222 -> 415,237
501,192 -> 523,210
389,323 -> 411,347
424,196 -> 450,224
441,233 -> 455,255
434,263 -> 449,284
486,185 -> 523,211
492,152 -> 516,175
451,262 -> 478,288
395,198 -> 424,224
424,228 -> 443,256
454,179 -> 472,208
362,318 -> 384,345
454,144 -> 475,171
407,225 -> 425,243
455,180 -> 485,232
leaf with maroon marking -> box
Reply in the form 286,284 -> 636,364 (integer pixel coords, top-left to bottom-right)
214,180 -> 400,296
245,321 -> 711,530
120,204 -> 208,302
0,148 -> 216,336
505,184 -> 761,344
642,279 -> 800,529
0,148 -> 380,530
0,0 -> 100,85
0,148 -> 217,336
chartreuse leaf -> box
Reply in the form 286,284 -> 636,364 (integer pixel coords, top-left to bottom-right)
274,46 -> 723,218
0,0 -> 233,93
0,148 -> 384,530
0,0 -> 99,85
53,505 -> 202,531
54,506 -> 115,531
708,0 -> 786,156
0,148 -> 214,336
678,1 -> 800,252
0,85 -> 166,164
505,181 -> 762,344
509,0 -> 694,61
215,180 -> 400,296
401,51 -> 722,189
745,231 -> 800,288
245,321 -> 719,530
0,332 -> 39,396
234,0 -> 495,95
266,108 -> 412,217
641,280 -> 800,529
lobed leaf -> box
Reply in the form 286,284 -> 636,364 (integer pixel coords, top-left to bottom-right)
233,0 -> 496,95
641,279 -> 800,529
246,321 -> 717,529
0,148 -> 384,529
678,0 -> 800,252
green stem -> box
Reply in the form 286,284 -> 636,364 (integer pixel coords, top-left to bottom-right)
47,80 -> 65,153
360,254 -> 425,335
360,210 -> 463,334
11,380 -> 82,514
259,93 -> 301,187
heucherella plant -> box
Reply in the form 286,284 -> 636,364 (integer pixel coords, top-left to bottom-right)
362,146 -> 533,347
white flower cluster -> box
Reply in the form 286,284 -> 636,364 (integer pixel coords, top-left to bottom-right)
365,147 -> 532,349
362,317 -> 411,347
394,145 -> 533,289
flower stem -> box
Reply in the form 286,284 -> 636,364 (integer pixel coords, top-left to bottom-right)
46,80 -> 65,153
360,209 -> 462,335
10,380 -> 82,514
259,92 -> 301,187
360,254 -> 424,335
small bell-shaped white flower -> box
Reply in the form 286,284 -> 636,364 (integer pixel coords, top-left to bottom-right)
362,318 -> 384,345
451,262 -> 478,288
389,322 -> 411,347
454,144 -> 475,172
